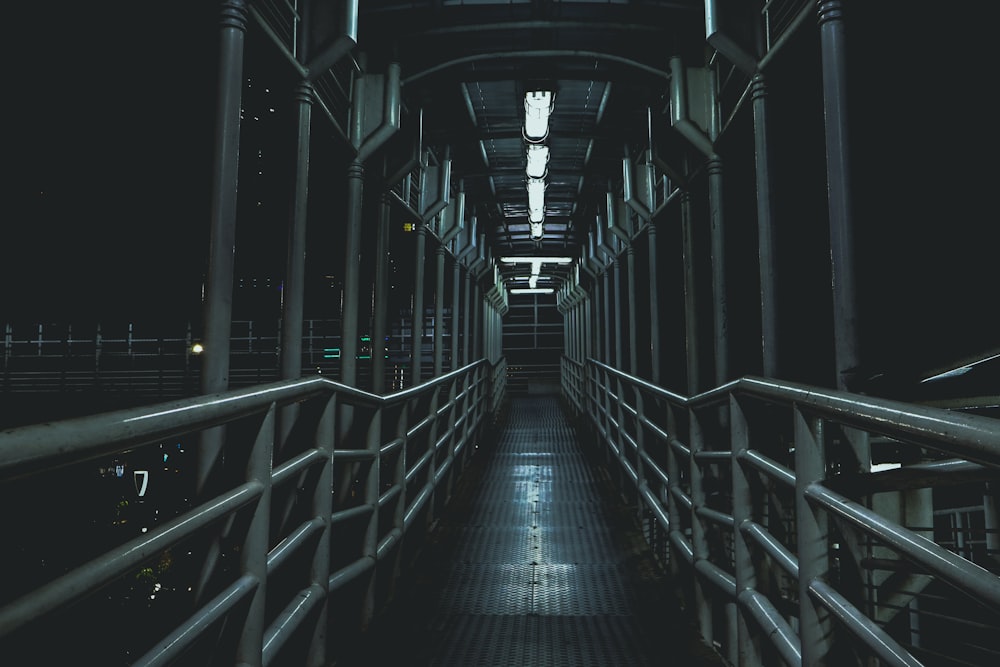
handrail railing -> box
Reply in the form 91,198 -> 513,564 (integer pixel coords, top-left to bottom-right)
0,358 -> 505,666
561,355 -> 1000,667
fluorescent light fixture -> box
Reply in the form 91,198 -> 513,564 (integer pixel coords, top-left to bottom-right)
529,221 -> 544,240
526,144 -> 549,178
524,90 -> 553,142
500,256 -> 573,264
528,208 -> 545,223
527,177 -> 546,211
510,288 -> 554,294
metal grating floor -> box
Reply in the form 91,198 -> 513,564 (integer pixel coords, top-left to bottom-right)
337,396 -> 722,667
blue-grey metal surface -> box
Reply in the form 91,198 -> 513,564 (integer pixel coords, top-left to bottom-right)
352,395 -> 720,667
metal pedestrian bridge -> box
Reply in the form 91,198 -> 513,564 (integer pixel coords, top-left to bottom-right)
2,358 -> 998,666
3,1 -> 1000,666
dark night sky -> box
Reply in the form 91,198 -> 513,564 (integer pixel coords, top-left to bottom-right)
3,3 -> 218,324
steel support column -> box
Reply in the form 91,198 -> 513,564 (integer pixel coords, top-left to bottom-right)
752,73 -> 779,379
371,188 -> 391,394
707,156 -> 728,387
278,81 -> 313,448
646,222 -> 661,384
463,270 -> 472,364
434,245 -> 445,377
411,225 -> 427,386
681,191 -> 701,394
451,257 -> 460,371
818,0 -> 860,391
198,0 -> 248,492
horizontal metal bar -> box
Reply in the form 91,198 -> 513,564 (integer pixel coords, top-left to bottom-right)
0,480 -> 262,636
406,449 -> 434,485
135,574 -> 258,667
808,579 -> 924,667
695,558 -> 737,597
380,437 -> 404,457
806,482 -> 1000,611
328,556 -> 375,593
262,583 -> 325,667
404,483 -> 434,531
696,505 -> 734,528
694,450 -> 732,462
671,485 -> 693,510
377,528 -> 403,560
740,449 -> 796,488
267,518 -> 325,575
271,448 -> 326,488
741,520 -> 799,578
670,529 -> 694,564
330,503 -> 374,527
737,588 -> 802,667
378,483 -> 402,508
640,482 -> 671,529
638,449 -> 669,488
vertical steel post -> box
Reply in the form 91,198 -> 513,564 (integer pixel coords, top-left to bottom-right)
278,81 -> 313,445
681,192 -> 701,394
817,0 -> 860,391
194,1 -> 248,612
689,408 -> 713,642
198,0 -> 248,492
471,276 -> 481,360
341,153 -> 364,388
602,267 -> 612,365
627,244 -> 646,516
434,245 -> 445,376
730,395 -> 763,667
463,270 -> 472,364
307,394 -> 336,666
795,410 -> 832,664
646,223 -> 661,384
752,74 -> 779,379
707,156 -> 728,387
451,257 -> 460,371
411,225 -> 427,386
371,189 -> 391,394
237,404 -> 275,667
361,408 -> 381,628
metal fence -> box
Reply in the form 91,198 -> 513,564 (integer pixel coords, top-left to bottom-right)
0,358 -> 503,666
562,356 -> 1000,667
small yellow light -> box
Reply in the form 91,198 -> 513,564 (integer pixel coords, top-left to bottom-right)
403,222 -> 415,232
191,343 -> 204,354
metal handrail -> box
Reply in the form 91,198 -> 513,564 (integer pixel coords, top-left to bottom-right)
0,357 -> 504,666
562,355 -> 1000,667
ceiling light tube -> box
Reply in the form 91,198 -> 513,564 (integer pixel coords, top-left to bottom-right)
527,177 -> 546,212
500,256 -> 573,264
524,90 -> 553,142
510,288 -> 554,294
526,144 -> 549,179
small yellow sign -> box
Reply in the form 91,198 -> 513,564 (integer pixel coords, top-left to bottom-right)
403,222 -> 415,232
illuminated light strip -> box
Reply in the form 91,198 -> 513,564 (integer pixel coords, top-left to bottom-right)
510,288 -> 554,294
499,256 -> 573,264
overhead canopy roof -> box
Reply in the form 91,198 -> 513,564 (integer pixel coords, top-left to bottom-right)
350,0 -> 707,291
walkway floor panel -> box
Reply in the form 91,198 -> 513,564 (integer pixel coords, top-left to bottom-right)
338,396 -> 723,666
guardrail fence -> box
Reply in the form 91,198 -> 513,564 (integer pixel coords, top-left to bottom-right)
0,359 -> 503,666
562,356 -> 1000,667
